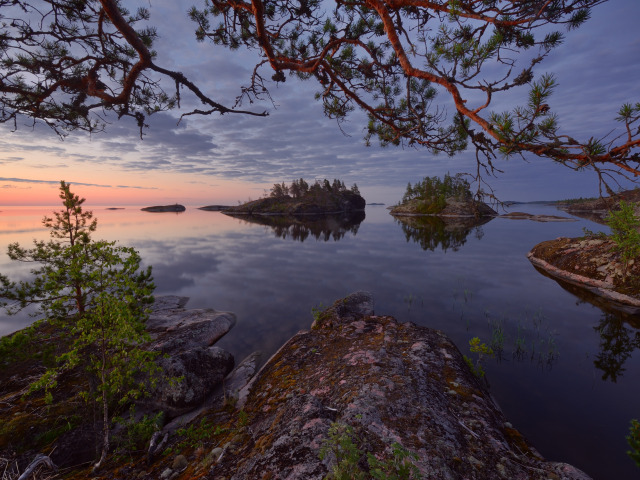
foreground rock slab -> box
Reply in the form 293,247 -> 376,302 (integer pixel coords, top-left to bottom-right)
207,292 -> 590,480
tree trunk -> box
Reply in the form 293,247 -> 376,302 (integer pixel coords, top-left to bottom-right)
93,349 -> 109,472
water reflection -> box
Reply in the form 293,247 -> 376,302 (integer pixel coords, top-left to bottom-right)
393,215 -> 493,252
594,313 -> 640,382
532,266 -> 640,319
531,267 -> 640,381
223,211 -> 365,242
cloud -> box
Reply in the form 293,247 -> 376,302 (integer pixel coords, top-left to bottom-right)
0,0 -> 637,203
0,177 -> 158,190
0,156 -> 23,164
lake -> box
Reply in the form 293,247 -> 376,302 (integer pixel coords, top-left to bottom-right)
1,203 -> 638,479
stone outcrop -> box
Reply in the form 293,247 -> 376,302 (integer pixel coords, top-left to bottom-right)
202,292 -> 591,480
1,294 -> 593,479
141,298 -> 238,418
141,204 -> 186,212
528,238 -> 640,314
500,211 -> 577,222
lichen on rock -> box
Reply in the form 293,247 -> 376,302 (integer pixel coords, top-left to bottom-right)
207,292 -> 592,480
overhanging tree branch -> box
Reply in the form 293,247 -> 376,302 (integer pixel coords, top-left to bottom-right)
0,0 -> 266,137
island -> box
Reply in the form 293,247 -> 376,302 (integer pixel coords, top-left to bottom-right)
389,174 -> 497,217
141,204 -> 186,213
197,205 -> 231,211
222,178 -> 365,216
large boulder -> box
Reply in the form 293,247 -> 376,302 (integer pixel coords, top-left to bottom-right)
209,292 -> 591,480
149,346 -> 234,418
141,298 -> 237,418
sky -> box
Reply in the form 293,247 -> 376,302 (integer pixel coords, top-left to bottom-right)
0,0 -> 639,207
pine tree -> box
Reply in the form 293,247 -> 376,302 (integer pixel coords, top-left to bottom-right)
0,181 -> 157,470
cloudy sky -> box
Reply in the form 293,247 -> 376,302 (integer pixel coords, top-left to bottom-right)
1,0 -> 639,206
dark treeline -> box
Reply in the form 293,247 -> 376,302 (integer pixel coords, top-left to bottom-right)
270,178 -> 360,199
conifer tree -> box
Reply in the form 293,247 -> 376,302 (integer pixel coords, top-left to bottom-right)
0,181 -> 157,470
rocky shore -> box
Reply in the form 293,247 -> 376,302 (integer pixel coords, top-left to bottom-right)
528,189 -> 640,313
1,294 -> 592,479
528,238 -> 640,314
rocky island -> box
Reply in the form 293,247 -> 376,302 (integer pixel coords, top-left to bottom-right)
141,204 -> 186,213
389,174 -> 497,218
0,293 -> 592,479
223,178 -> 365,216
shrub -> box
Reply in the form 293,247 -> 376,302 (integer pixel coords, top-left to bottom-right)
606,200 -> 640,275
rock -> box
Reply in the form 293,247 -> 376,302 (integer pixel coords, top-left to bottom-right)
211,292 -> 591,480
219,351 -> 262,402
149,309 -> 236,346
198,205 -> 231,211
141,204 -> 186,212
147,346 -> 234,418
140,297 -> 237,418
150,296 -> 189,313
390,196 -> 497,217
171,454 -> 188,471
528,238 -> 640,314
500,212 -> 577,222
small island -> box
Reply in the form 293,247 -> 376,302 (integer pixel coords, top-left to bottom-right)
197,205 -> 231,211
222,178 -> 365,216
141,204 -> 186,213
389,174 -> 497,217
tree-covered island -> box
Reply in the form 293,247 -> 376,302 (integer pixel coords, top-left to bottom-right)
223,179 -> 365,216
389,174 -> 496,217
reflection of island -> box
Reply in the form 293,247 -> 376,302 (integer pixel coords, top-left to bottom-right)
594,312 -> 640,382
394,215 -> 492,252
531,269 -> 640,381
225,211 -> 365,242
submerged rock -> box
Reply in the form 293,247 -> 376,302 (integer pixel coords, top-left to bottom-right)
210,292 -> 591,480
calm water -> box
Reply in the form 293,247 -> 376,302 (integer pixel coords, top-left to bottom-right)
1,204 -> 639,479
